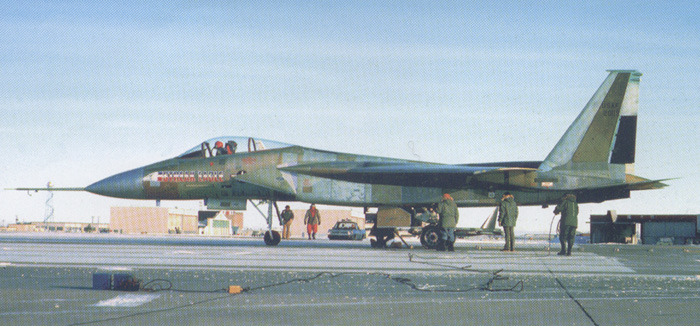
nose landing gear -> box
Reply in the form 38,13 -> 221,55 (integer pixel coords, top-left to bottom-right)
251,199 -> 282,246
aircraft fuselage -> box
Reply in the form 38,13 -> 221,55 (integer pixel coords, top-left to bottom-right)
85,144 -> 631,208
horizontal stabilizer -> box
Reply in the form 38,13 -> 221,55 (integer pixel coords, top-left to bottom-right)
481,207 -> 499,230
623,178 -> 669,191
575,177 -> 670,191
627,180 -> 668,191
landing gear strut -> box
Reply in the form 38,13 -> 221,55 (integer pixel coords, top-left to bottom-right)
250,199 -> 282,246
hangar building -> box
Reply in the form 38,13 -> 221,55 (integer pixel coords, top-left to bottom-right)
110,207 -> 243,235
590,212 -> 700,245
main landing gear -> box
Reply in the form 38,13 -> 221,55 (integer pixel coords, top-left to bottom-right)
419,225 -> 442,250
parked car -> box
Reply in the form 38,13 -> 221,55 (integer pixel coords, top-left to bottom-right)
328,220 -> 366,240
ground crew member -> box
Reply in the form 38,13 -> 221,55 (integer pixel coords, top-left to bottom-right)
498,192 -> 519,252
304,204 -> 321,240
281,205 -> 294,240
437,193 -> 459,251
554,193 -> 579,256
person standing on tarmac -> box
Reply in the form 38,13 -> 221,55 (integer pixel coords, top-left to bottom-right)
304,204 -> 321,240
554,193 -> 579,256
498,192 -> 519,252
437,193 -> 459,251
281,205 -> 294,240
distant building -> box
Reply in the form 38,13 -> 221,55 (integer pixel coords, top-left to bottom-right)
112,207 -> 173,234
110,207 -> 243,235
590,212 -> 700,245
198,210 -> 244,235
3,223 -> 38,232
199,211 -> 232,236
168,208 -> 200,234
1,222 -> 109,233
111,207 -> 199,234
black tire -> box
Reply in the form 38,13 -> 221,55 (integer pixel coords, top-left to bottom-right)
420,226 -> 442,249
263,230 -> 281,246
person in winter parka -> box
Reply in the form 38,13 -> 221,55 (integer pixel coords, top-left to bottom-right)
554,193 -> 579,256
437,193 -> 459,251
280,205 -> 295,240
498,192 -> 519,252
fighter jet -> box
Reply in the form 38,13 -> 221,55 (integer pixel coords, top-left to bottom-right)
13,70 -> 667,245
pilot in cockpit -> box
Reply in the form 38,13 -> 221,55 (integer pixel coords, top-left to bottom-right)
214,140 -> 238,156
214,141 -> 228,156
226,141 -> 237,154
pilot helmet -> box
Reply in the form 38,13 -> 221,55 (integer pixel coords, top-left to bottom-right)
215,141 -> 223,148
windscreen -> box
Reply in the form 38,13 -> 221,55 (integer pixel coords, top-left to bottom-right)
177,136 -> 293,159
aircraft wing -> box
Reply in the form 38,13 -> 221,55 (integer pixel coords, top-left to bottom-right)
280,161 -> 521,188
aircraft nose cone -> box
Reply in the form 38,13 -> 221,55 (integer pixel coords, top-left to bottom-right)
86,167 -> 146,199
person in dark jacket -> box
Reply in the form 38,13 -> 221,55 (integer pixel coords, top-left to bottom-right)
281,205 -> 294,240
437,193 -> 459,251
554,193 -> 579,256
498,192 -> 519,252
304,204 -> 321,240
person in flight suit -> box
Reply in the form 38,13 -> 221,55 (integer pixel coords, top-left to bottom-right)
554,193 -> 579,256
304,204 -> 321,240
214,141 -> 228,156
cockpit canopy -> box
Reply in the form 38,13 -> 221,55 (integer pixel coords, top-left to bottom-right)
177,137 -> 293,159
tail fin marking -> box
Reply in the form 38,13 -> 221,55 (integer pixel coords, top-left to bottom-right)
539,70 -> 641,173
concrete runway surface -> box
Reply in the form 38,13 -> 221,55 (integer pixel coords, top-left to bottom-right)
1,233 -> 699,326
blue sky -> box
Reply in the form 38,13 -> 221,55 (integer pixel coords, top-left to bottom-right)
1,1 -> 698,232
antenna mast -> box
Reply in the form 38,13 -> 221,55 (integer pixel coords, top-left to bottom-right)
43,181 -> 54,231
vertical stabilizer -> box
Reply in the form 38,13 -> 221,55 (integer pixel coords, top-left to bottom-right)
539,70 -> 641,179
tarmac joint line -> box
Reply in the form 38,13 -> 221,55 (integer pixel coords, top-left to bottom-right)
542,256 -> 600,326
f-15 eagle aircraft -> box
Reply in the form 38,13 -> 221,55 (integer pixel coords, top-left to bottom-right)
13,70 -> 666,245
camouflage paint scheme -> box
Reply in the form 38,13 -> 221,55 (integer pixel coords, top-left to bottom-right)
75,70 -> 664,211
15,70 -> 666,215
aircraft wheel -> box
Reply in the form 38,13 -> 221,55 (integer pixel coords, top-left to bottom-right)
421,226 -> 442,249
264,230 -> 281,246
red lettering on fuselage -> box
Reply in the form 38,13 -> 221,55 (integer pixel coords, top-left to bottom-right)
154,171 -> 224,183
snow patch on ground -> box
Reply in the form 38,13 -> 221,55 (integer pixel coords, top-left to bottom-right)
93,294 -> 160,307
